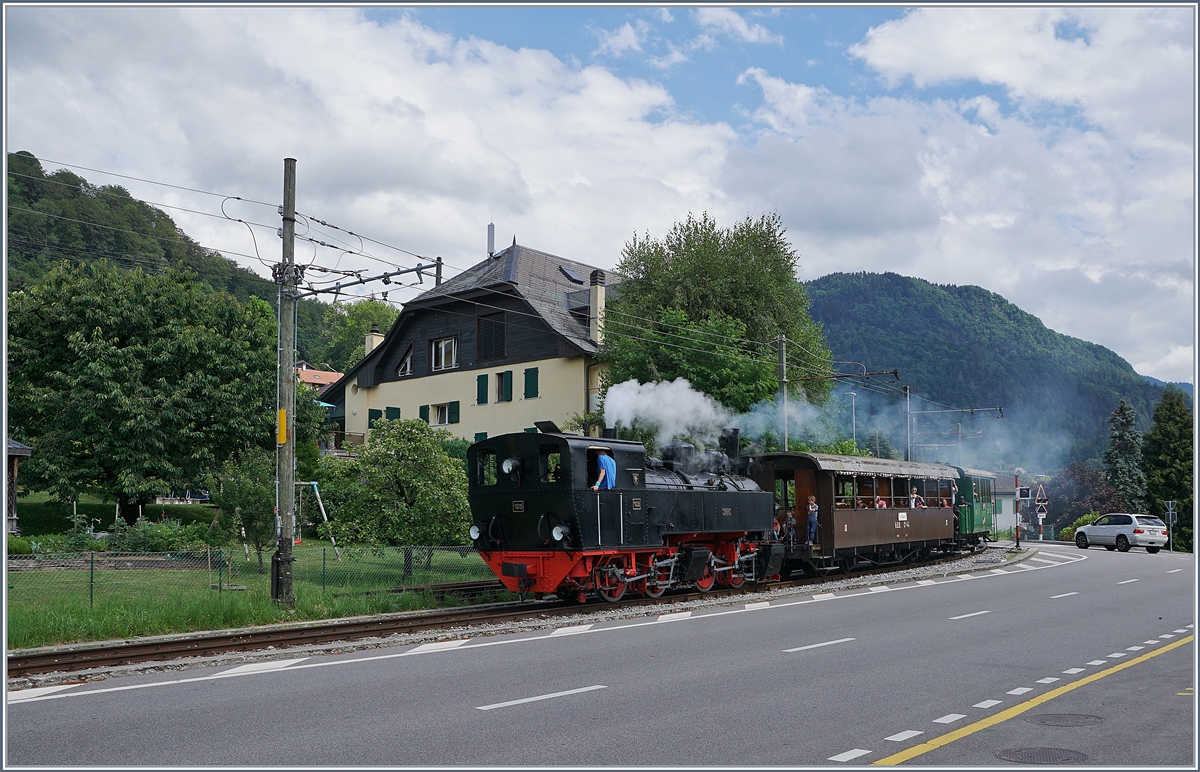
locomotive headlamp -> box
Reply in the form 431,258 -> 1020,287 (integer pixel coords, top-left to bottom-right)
551,524 -> 568,541
501,457 -> 521,475
469,525 -> 481,540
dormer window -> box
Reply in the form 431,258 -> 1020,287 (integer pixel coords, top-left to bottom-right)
431,336 -> 458,372
396,345 -> 413,377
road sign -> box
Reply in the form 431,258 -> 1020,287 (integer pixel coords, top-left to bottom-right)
1017,487 -> 1031,500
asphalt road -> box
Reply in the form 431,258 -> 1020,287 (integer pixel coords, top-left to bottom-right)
6,544 -> 1194,766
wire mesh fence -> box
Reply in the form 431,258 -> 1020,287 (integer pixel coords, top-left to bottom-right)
6,546 -> 494,610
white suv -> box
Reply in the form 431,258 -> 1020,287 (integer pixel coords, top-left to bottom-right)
1075,513 -> 1168,553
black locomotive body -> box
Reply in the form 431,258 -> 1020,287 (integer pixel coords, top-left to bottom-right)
467,427 -> 778,602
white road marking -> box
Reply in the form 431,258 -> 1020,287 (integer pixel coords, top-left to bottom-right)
219,658 -> 309,675
1144,640 -> 1161,645
1118,579 -> 1139,584
958,574 -> 977,580
1173,629 -> 1188,634
813,593 -> 836,600
7,684 -> 80,703
974,699 -> 1002,708
933,713 -> 967,724
885,730 -> 923,741
476,684 -> 606,711
549,625 -> 593,636
784,637 -> 856,653
1160,634 -> 1176,639
1037,677 -> 1060,684
1167,569 -> 1183,574
829,749 -> 872,763
1087,660 -> 1108,665
989,569 -> 1009,575
1126,646 -> 1145,651
870,586 -> 891,592
744,601 -> 771,611
949,610 -> 991,620
1050,592 -> 1078,598
1107,653 -> 1127,658
658,611 -> 692,622
916,580 -> 936,586
1029,556 -> 1063,565
1007,687 -> 1033,695
1062,668 -> 1085,674
411,640 -> 469,654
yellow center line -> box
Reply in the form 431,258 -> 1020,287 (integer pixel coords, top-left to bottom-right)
873,635 -> 1194,766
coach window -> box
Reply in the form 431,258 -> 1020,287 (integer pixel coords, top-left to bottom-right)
856,475 -> 877,508
834,475 -> 854,508
876,477 -> 893,507
478,450 -> 498,487
894,478 -> 910,508
938,480 -> 953,507
539,445 -> 564,483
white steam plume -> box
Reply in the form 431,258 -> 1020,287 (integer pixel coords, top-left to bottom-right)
603,378 -> 732,448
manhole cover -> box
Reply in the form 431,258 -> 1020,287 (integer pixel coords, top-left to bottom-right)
996,747 -> 1090,764
1024,714 -> 1106,727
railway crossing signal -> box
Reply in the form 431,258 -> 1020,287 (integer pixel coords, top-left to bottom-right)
1034,484 -> 1049,540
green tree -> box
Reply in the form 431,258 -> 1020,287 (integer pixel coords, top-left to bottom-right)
600,308 -> 777,413
205,447 -> 276,572
294,382 -> 332,482
9,261 -> 276,521
607,212 -> 831,402
1104,400 -> 1146,512
1046,462 -> 1126,532
315,419 -> 469,546
1142,386 -> 1193,551
319,299 -> 400,372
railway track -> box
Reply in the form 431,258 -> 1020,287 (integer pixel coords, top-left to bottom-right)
7,552 -> 977,679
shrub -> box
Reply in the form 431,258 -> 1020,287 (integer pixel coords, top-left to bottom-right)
1059,512 -> 1102,542
7,534 -> 32,554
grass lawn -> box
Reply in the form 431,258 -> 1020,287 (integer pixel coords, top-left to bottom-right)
14,492 -> 218,536
6,546 -> 505,649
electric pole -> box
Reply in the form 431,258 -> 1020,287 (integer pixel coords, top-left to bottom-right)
273,157 -> 297,606
904,385 -> 911,461
777,335 -> 787,451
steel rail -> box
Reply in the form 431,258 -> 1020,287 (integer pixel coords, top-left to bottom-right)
7,552 -> 972,678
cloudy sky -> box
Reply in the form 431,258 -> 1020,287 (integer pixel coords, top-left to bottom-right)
5,6 -> 1195,383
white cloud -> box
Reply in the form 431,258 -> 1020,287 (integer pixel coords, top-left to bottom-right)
593,21 -> 645,57
695,8 -> 783,45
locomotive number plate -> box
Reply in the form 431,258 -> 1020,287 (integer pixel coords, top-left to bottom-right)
512,500 -> 525,513
632,498 -> 642,510
722,507 -> 732,517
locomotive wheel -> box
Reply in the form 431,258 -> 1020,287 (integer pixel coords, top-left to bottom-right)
644,581 -> 667,599
694,565 -> 716,592
596,580 -> 626,603
728,571 -> 745,588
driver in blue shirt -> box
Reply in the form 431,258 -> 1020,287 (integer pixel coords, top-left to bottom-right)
592,449 -> 616,491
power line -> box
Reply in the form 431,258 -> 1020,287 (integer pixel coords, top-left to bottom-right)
19,154 -> 277,207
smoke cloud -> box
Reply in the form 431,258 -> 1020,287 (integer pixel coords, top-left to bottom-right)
603,379 -> 732,448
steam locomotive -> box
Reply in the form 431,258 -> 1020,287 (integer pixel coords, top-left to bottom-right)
466,424 -> 995,602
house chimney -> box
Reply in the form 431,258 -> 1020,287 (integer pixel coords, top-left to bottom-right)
588,269 -> 606,344
487,223 -> 495,257
365,323 -> 385,355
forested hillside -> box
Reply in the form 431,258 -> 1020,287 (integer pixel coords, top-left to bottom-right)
805,272 -> 1180,470
6,151 -> 328,363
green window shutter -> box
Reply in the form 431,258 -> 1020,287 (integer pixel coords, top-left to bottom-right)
474,432 -> 487,443
524,427 -> 537,433
368,408 -> 383,428
524,367 -> 539,399
418,405 -> 430,423
448,401 -> 460,424
477,373 -> 488,405
385,406 -> 400,420
501,371 -> 513,402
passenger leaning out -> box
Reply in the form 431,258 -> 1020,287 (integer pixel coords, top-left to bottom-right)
910,487 -> 926,508
805,495 -> 819,545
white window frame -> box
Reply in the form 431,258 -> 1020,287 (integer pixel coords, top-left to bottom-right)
431,337 -> 458,372
433,403 -> 449,425
396,348 -> 413,377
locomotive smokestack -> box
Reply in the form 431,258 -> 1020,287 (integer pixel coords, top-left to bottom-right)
721,428 -> 740,463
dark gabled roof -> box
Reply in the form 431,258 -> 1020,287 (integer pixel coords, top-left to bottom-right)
406,243 -> 615,354
323,243 -> 616,397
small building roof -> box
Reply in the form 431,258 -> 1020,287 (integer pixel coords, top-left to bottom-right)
751,451 -> 958,479
7,438 -> 32,457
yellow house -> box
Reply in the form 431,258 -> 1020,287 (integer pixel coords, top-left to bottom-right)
323,242 -> 613,446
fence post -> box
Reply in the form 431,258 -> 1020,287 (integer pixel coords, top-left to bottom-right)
89,551 -> 95,609
403,547 -> 413,581
322,547 -> 327,593
218,549 -> 223,596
